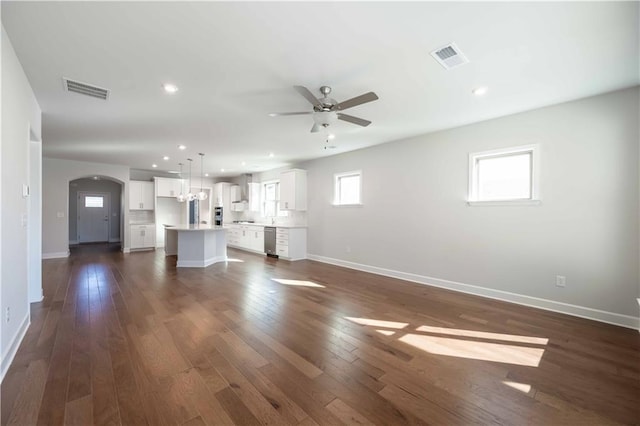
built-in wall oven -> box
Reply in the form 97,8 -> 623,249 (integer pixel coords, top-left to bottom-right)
214,207 -> 223,226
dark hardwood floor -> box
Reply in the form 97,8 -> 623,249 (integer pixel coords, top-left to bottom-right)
2,245 -> 639,425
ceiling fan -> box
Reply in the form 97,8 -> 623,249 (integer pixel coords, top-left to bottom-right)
269,85 -> 379,133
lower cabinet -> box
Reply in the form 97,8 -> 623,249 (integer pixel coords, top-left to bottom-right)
227,225 -> 264,253
275,228 -> 306,261
130,224 -> 156,249
227,224 -> 305,260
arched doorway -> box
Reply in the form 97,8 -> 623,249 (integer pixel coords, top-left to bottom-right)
68,176 -> 124,250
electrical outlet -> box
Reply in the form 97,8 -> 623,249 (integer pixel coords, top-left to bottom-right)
556,275 -> 566,288
5,307 -> 10,323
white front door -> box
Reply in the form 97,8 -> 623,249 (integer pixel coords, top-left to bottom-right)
77,192 -> 109,243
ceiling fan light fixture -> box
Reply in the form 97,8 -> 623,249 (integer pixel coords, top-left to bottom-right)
312,111 -> 337,126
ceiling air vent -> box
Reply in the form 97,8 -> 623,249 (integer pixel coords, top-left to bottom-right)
430,43 -> 469,70
63,77 -> 110,100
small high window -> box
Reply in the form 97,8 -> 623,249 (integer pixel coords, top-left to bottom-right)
334,171 -> 362,205
468,145 -> 539,205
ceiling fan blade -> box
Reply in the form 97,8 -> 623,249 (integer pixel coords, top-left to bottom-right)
294,85 -> 322,109
336,92 -> 379,111
337,113 -> 372,127
268,112 -> 313,117
311,123 -> 321,133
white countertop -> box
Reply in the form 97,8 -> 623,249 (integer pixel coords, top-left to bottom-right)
166,224 -> 226,232
225,222 -> 307,229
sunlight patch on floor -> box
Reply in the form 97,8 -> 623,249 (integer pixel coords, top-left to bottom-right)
503,380 -> 533,394
225,258 -> 244,263
344,317 -> 409,329
272,278 -> 325,288
415,325 -> 549,345
399,333 -> 545,367
343,316 -> 548,367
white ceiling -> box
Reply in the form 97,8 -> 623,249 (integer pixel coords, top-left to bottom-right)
2,1 -> 638,177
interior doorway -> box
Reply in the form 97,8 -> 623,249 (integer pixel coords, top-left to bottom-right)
77,192 -> 110,243
69,177 -> 123,247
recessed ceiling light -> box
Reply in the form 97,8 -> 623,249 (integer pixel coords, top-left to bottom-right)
168,170 -> 180,174
205,173 -> 209,177
269,152 -> 275,158
241,161 -> 246,166
152,164 -> 158,168
163,156 -> 169,161
328,134 -> 335,140
472,86 -> 488,96
93,176 -> 99,180
178,144 -> 186,150
220,168 -> 225,172
162,83 -> 179,94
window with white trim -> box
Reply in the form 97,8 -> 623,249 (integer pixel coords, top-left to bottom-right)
334,171 -> 362,205
468,145 -> 539,204
261,180 -> 287,217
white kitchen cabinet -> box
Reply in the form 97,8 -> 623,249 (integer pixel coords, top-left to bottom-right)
227,225 -> 241,246
130,181 -> 154,210
250,228 -> 264,252
280,169 -> 307,211
227,224 -> 265,253
230,185 -> 241,203
214,182 -> 231,208
156,177 -> 184,198
275,227 -> 307,260
130,224 -> 156,249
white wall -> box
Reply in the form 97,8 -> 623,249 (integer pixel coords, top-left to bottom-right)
1,25 -> 42,378
29,140 -> 42,303
42,158 -> 130,256
68,178 -> 122,243
303,87 -> 639,326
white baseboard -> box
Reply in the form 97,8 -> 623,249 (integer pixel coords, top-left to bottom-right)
42,250 -> 69,259
122,247 -> 130,254
69,239 -> 78,245
307,254 -> 640,331
1,313 -> 30,382
177,256 -> 227,268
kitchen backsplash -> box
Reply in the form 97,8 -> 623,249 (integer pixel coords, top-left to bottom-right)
233,209 -> 307,226
129,210 -> 155,224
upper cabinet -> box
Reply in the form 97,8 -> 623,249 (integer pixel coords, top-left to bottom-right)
156,177 -> 183,198
130,181 -> 154,210
280,169 -> 307,211
214,182 -> 233,209
230,185 -> 241,203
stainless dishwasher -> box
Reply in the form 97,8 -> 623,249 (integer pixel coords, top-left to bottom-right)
264,227 -> 277,257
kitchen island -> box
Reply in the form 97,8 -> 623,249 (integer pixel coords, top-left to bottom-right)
164,224 -> 227,267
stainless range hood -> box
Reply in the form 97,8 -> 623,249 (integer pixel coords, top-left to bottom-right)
233,173 -> 260,211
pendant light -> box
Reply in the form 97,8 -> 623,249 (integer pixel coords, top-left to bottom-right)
197,153 -> 208,201
186,158 -> 196,202
176,162 -> 186,203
